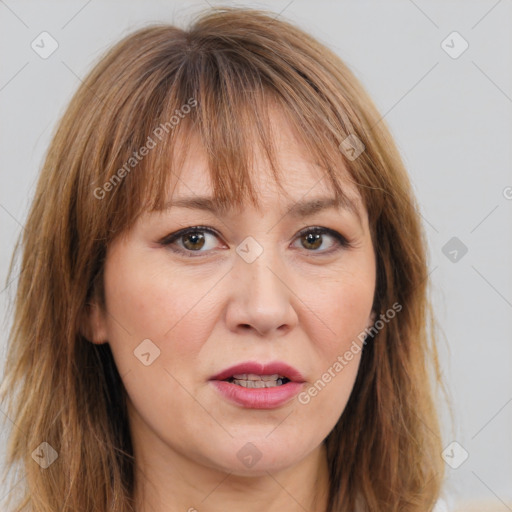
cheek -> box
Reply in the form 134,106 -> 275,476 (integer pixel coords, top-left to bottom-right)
308,265 -> 375,356
297,261 -> 374,415
297,280 -> 368,427
102,247 -> 220,372
99,249 -> 227,425
100,249 -> 221,431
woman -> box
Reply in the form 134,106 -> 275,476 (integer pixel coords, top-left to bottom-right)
0,7 -> 445,511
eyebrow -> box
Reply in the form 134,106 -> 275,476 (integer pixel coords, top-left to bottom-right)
161,195 -> 363,226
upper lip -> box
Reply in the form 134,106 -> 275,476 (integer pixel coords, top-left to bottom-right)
210,361 -> 305,383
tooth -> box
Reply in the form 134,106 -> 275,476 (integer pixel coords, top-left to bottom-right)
260,374 -> 281,381
232,373 -> 282,381
232,378 -> 285,388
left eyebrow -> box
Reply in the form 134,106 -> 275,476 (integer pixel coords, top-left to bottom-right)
160,195 -> 363,227
285,196 -> 361,223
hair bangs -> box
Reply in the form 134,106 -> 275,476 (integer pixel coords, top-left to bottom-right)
123,42 -> 365,229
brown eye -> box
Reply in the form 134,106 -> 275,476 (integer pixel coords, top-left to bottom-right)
160,226 -> 222,257
294,226 -> 350,254
181,231 -> 206,251
301,232 -> 323,250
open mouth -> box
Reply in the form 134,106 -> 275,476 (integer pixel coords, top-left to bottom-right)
225,373 -> 291,388
209,361 -> 305,408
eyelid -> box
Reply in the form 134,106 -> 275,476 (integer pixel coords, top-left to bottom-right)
158,225 -> 220,246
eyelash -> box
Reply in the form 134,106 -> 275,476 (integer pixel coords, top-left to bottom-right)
159,225 -> 353,258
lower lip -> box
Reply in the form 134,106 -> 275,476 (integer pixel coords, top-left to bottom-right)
210,380 -> 304,409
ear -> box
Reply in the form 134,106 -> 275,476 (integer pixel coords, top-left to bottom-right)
80,301 -> 109,345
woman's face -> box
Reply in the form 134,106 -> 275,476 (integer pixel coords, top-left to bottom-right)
89,109 -> 376,477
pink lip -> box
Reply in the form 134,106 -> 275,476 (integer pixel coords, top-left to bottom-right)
209,361 -> 305,409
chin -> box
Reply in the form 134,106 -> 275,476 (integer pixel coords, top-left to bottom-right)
203,437 -> 317,476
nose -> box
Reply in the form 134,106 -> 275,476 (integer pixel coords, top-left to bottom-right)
224,244 -> 299,338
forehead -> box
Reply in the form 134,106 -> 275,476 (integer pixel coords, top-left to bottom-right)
162,107 -> 366,223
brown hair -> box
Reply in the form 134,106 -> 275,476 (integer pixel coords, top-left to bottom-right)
0,7 -> 444,511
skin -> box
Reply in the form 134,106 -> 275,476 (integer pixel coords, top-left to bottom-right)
87,108 -> 377,512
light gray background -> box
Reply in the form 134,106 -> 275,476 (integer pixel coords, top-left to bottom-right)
1,1 -> 511,510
